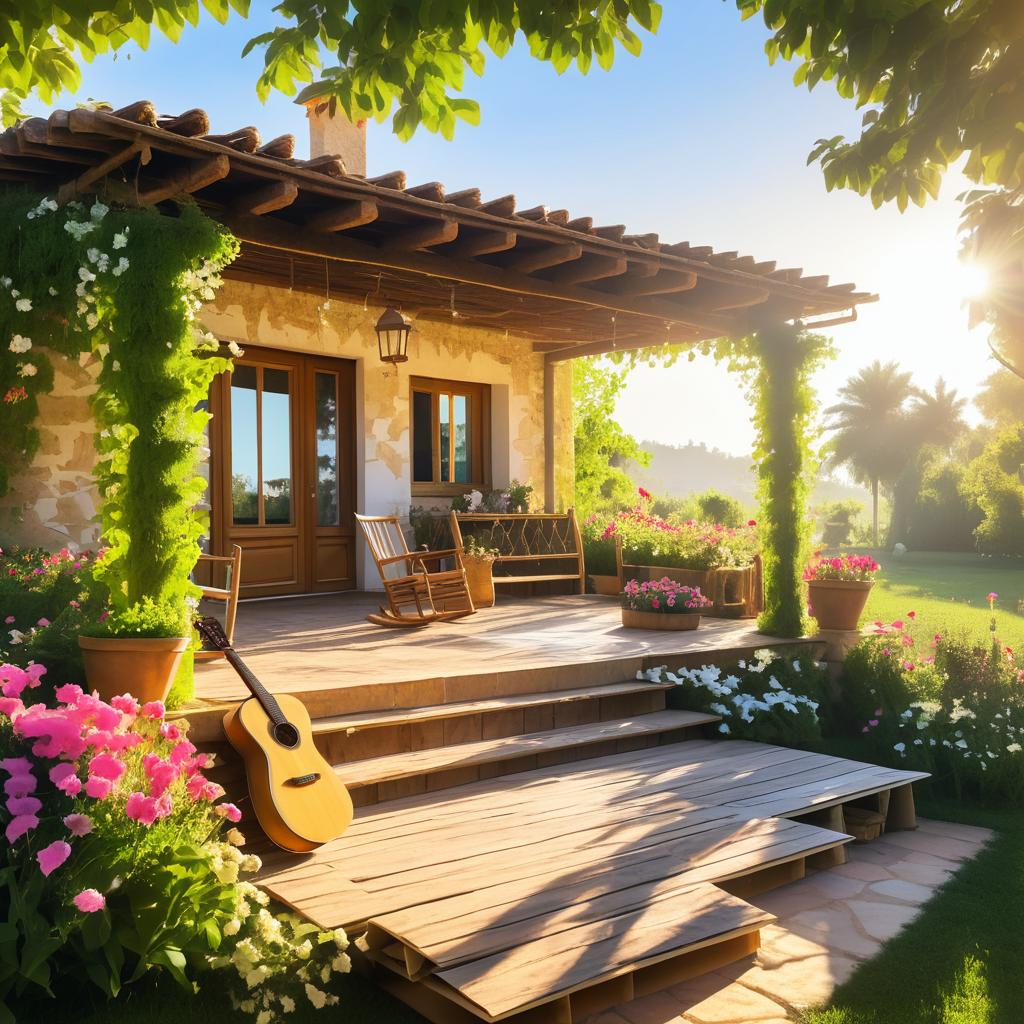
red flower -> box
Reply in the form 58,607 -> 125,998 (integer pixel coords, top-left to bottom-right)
747,519 -> 757,527
638,487 -> 651,500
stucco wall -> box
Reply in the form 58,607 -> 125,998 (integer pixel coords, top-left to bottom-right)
1,277 -> 576,583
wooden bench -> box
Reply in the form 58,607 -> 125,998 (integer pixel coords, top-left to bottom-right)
449,510 -> 586,594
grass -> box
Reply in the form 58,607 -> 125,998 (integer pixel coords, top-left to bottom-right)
857,550 -> 1024,649
801,798 -> 1024,1024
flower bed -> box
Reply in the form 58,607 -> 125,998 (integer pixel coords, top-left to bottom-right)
0,659 -> 350,1020
839,604 -> 1024,803
643,648 -> 825,748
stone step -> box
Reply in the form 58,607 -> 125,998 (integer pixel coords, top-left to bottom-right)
335,709 -> 720,804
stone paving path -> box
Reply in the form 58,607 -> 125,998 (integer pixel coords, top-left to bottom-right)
583,818 -> 992,1024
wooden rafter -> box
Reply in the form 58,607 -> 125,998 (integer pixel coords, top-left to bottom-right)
231,180 -> 299,216
448,230 -> 518,258
57,140 -> 151,203
507,243 -> 582,275
387,218 -> 459,250
549,255 -> 628,286
306,199 -> 378,233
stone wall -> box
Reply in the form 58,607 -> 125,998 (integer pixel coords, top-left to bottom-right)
0,277 -> 576,573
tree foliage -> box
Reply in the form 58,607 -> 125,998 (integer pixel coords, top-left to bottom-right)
572,358 -> 647,518
1,2 -> 662,135
962,424 -> 1024,555
737,0 -> 1024,209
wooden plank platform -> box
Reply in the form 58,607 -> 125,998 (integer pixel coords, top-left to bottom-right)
258,739 -> 927,1024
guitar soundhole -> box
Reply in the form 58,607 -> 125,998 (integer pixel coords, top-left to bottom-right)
273,722 -> 300,748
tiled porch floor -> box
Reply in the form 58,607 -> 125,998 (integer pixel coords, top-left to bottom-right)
193,593 -> 807,705
583,818 -> 993,1024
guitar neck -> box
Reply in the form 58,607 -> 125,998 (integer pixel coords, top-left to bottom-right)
223,648 -> 287,726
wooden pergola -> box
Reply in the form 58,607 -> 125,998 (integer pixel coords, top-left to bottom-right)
0,99 -> 877,506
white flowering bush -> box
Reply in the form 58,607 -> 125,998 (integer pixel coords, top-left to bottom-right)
643,648 -> 825,747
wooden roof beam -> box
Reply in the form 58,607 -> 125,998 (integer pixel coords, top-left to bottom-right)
673,281 -> 771,312
480,195 -> 517,217
447,230 -> 518,258
602,269 -> 698,297
445,188 -> 482,208
307,199 -> 378,233
109,154 -> 230,206
405,181 -> 446,202
387,217 -> 459,250
507,243 -> 582,275
231,180 -> 299,216
57,139 -> 152,203
549,255 -> 628,285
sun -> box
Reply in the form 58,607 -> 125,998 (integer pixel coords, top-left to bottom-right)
958,261 -> 991,300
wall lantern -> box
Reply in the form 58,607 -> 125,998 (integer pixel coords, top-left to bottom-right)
375,306 -> 412,364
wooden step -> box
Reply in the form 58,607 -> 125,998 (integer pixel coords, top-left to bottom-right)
335,710 -> 719,791
313,680 -> 672,734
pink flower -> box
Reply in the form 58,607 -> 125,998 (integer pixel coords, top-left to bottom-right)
891,620 -> 904,630
861,726 -> 870,733
84,775 -> 113,800
54,684 -> 83,704
168,740 -> 197,766
72,888 -> 105,913
3,616 -> 13,624
5,814 -> 38,843
159,722 -> 181,742
6,795 -> 41,816
143,754 -> 179,798
58,774 -> 82,797
88,752 -> 126,783
109,694 -> 139,716
0,756 -> 32,776
125,790 -> 171,826
4,774 -> 35,798
140,701 -> 165,721
63,813 -> 93,837
988,592 -> 998,602
36,840 -> 71,877
214,802 -> 242,823
36,618 -> 49,628
868,719 -> 879,728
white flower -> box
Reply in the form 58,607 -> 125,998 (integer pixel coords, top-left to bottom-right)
280,995 -> 295,1013
304,984 -> 327,1009
48,286 -> 57,296
112,257 -> 130,276
85,312 -> 99,330
955,739 -> 968,749
226,827 -> 246,846
224,918 -> 241,936
0,277 -> 9,288
64,220 -> 97,240
295,939 -> 313,960
78,267 -> 96,283
1008,743 -> 1021,754
14,298 -> 32,312
113,231 -> 129,249
332,952 -> 351,973
18,363 -> 36,377
256,1012 -> 272,1024
893,742 -> 906,754
86,247 -> 102,264
228,340 -> 243,357
9,335 -> 31,354
89,201 -> 109,221
8,629 -> 24,645
718,722 -> 730,734
468,489 -> 484,509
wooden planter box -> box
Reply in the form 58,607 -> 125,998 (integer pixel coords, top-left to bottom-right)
615,538 -> 763,619
621,608 -> 701,631
591,574 -> 620,597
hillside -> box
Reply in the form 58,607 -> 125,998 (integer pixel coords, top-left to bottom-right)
626,441 -> 870,510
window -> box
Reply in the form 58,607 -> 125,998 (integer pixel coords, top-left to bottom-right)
411,377 -> 489,491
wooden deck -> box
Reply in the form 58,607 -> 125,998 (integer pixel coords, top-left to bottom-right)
258,739 -> 926,1023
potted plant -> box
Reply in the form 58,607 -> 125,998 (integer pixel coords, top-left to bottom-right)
803,553 -> 880,631
461,535 -> 499,608
78,597 -> 191,704
580,514 -> 619,596
621,577 -> 712,631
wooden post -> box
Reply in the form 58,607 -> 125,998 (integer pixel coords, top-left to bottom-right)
544,359 -> 556,513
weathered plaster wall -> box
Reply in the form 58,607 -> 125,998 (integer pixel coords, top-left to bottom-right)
1,277 -> 576,585
0,350 -> 101,550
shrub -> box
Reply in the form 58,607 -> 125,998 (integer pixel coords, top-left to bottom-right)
962,425 -> 1024,555
692,489 -> 745,528
0,663 -> 350,1020
580,514 -> 617,577
816,499 -> 864,547
645,649 -> 825,748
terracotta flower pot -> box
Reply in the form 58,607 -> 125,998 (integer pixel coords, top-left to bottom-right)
591,574 -> 620,597
463,557 -> 496,608
807,579 -> 874,631
78,635 -> 190,704
621,609 -> 701,631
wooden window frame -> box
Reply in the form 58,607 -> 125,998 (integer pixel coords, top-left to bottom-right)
410,376 -> 491,497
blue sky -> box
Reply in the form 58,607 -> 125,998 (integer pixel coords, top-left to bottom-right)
28,3 -> 994,456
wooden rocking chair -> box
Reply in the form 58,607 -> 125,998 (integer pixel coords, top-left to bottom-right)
194,544 -> 242,661
356,514 -> 475,628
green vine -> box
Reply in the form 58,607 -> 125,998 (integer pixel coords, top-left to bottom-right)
701,324 -> 833,638
0,191 -> 239,657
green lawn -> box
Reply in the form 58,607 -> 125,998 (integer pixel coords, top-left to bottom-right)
802,798 -> 1024,1024
856,550 -> 1024,649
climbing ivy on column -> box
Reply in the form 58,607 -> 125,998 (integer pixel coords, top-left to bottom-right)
0,192 -> 239,632
702,323 -> 833,638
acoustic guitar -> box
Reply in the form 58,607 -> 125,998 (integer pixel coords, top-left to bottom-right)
196,616 -> 354,853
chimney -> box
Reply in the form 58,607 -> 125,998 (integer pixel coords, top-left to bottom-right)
303,99 -> 367,176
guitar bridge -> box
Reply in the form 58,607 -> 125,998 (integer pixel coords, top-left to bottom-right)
286,773 -> 320,787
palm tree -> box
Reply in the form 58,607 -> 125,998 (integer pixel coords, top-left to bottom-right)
825,361 -> 917,546
909,378 -> 968,450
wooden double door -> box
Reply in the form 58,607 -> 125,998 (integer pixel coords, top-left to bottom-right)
208,347 -> 357,597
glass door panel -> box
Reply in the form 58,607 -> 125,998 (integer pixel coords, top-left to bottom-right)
314,371 -> 340,527
261,368 -> 293,525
